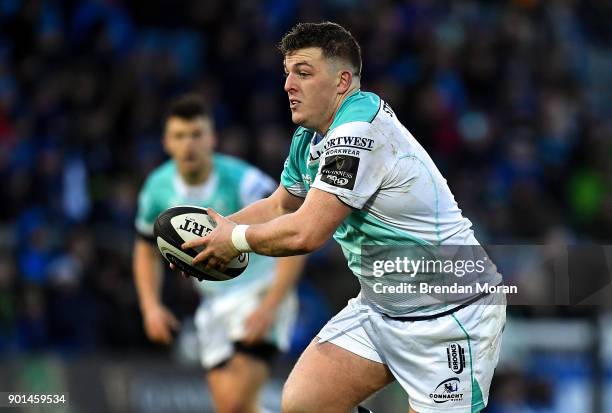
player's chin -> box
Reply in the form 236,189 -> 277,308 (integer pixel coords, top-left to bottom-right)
290,110 -> 306,125
179,160 -> 202,174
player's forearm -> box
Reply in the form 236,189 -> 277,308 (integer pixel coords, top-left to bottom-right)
261,255 -> 306,309
245,212 -> 324,256
133,240 -> 164,311
228,185 -> 303,225
238,188 -> 348,256
227,197 -> 286,225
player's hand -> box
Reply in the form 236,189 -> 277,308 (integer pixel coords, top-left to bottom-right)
181,208 -> 240,272
168,262 -> 191,279
142,303 -> 181,345
243,303 -> 277,345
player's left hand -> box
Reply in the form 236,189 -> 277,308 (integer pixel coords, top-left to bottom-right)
181,208 -> 239,272
243,303 -> 276,345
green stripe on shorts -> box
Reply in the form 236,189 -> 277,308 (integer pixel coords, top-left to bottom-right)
451,314 -> 485,413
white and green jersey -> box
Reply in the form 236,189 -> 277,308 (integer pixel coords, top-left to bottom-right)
136,154 -> 277,296
281,90 -> 501,317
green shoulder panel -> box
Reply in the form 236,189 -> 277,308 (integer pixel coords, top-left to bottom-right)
213,153 -> 248,188
329,91 -> 381,131
213,153 -> 250,182
212,153 -> 254,213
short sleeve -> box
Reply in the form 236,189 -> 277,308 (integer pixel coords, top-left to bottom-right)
311,122 -> 392,209
239,167 -> 277,207
280,129 -> 309,198
135,179 -> 161,241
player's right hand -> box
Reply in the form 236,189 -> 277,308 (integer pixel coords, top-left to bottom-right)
142,304 -> 181,345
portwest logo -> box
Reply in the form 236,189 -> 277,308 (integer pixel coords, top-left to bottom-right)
323,136 -> 374,151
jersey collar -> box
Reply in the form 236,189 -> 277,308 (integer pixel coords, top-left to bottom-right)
174,169 -> 219,202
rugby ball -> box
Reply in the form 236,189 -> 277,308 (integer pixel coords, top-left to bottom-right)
153,206 -> 249,281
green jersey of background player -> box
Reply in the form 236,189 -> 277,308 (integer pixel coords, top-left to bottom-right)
133,94 -> 306,413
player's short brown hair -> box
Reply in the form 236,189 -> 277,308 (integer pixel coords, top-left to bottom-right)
278,22 -> 362,77
165,94 -> 210,121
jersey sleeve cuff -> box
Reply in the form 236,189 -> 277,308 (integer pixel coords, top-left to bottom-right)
135,220 -> 156,243
282,182 -> 308,198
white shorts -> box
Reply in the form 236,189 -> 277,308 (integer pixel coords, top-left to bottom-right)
195,285 -> 298,369
317,293 -> 506,413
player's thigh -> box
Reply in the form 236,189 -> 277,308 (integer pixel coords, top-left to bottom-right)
373,294 -> 505,413
207,353 -> 270,411
282,338 -> 395,413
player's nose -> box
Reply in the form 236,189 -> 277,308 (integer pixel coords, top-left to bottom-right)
284,72 -> 297,93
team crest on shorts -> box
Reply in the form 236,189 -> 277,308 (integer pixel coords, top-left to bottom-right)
429,377 -> 464,403
446,342 -> 466,374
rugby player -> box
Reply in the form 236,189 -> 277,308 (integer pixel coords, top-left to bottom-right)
133,94 -> 305,413
183,23 -> 506,413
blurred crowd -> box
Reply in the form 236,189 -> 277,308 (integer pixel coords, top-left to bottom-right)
0,0 -> 611,380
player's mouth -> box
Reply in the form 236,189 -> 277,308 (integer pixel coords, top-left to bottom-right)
289,99 -> 300,109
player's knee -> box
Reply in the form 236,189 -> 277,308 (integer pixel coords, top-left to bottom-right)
281,381 -> 315,413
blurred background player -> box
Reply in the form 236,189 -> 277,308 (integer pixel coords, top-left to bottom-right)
133,94 -> 305,413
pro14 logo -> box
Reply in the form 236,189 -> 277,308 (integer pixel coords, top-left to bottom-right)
447,343 -> 466,374
325,175 -> 350,186
178,217 -> 212,237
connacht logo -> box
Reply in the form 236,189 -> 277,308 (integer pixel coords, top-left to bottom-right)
429,378 -> 464,404
446,343 -> 466,374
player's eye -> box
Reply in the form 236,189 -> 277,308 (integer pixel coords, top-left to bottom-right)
298,72 -> 310,78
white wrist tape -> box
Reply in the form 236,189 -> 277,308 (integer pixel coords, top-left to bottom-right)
231,225 -> 253,252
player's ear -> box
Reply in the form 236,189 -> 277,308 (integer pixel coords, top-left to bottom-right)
337,69 -> 353,94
